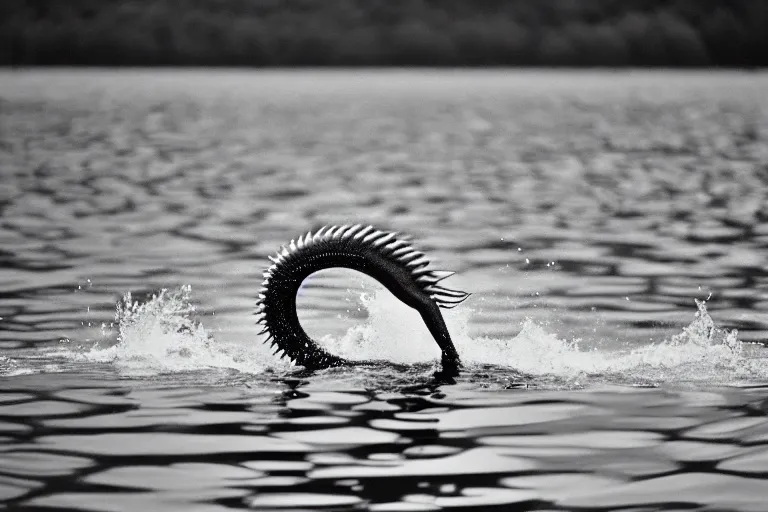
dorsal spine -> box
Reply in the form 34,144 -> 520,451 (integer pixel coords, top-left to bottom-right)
255,225 -> 469,369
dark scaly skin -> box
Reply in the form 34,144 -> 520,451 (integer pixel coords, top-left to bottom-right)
255,225 -> 468,374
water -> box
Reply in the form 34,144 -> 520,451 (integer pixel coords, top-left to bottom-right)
1,69 -> 768,510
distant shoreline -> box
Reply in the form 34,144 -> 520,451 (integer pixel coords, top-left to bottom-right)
2,1 -> 766,68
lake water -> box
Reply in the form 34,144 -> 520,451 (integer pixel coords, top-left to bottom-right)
1,69 -> 768,511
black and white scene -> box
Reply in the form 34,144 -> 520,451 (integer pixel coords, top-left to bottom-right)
1,1 -> 768,510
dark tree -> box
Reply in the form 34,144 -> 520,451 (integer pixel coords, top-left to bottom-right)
0,0 -> 765,67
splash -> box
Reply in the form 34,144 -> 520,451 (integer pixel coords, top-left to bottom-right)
80,286 -> 281,376
472,300 -> 749,386
0,355 -> 28,377
317,291 -> 761,386
63,284 -> 765,387
318,290 -> 456,363
467,298 -> 758,386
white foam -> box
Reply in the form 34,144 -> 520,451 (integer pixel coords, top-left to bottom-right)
78,286 -> 284,376
461,298 -> 759,385
319,290 -> 446,363
63,285 -> 765,386
321,291 -> 762,385
1,355 -> 19,376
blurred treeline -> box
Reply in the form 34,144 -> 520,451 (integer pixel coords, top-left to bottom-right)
2,0 -> 767,67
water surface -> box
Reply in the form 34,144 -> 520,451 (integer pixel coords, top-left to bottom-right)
1,70 -> 768,510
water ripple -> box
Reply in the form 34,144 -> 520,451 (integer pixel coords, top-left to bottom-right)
2,70 -> 768,510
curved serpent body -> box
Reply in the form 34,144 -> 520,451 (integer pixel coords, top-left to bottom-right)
255,224 -> 470,371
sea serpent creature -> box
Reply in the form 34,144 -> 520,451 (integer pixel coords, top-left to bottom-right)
255,224 -> 470,372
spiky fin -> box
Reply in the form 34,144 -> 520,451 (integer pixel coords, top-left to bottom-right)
257,224 -> 470,310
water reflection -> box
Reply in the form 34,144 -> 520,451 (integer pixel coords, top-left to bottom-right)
2,379 -> 768,510
1,70 -> 768,510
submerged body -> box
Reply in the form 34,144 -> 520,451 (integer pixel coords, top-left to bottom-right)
255,225 -> 470,372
